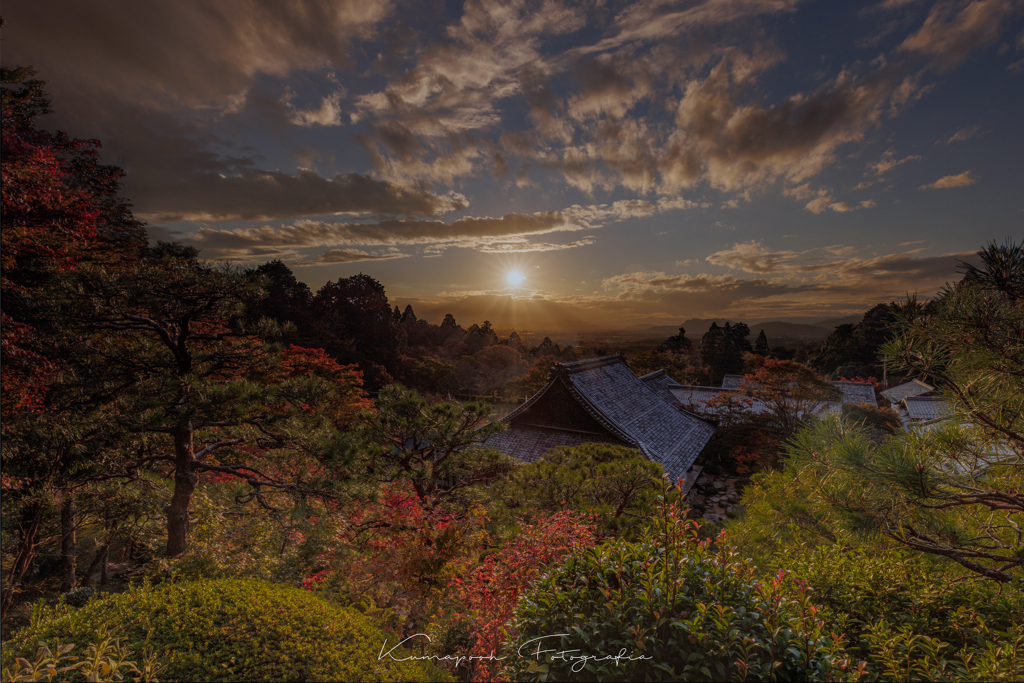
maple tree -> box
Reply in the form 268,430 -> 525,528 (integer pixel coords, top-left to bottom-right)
448,511 -> 596,682
1,67 -> 147,620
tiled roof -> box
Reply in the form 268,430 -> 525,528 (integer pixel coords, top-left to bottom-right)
902,396 -> 951,421
722,374 -> 746,389
881,379 -> 934,403
831,381 -> 878,407
695,377 -> 876,410
671,385 -> 776,416
490,355 -> 715,480
485,425 -> 625,464
639,369 -> 684,406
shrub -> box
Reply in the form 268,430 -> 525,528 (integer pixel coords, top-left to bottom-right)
61,587 -> 96,609
2,579 -> 442,682
505,509 -> 853,682
779,544 -> 1024,681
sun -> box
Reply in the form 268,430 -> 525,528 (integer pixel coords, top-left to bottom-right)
506,269 -> 527,287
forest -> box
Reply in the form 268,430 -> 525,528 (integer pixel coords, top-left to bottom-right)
2,67 -> 1023,682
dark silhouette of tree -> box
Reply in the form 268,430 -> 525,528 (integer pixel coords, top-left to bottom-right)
309,274 -> 400,389
659,325 -> 692,353
754,329 -> 770,355
246,260 -> 313,335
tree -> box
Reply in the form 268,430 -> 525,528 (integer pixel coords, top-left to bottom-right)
628,350 -> 698,384
497,443 -> 663,537
2,67 -> 146,620
245,260 -> 312,334
60,250 -> 347,557
503,355 -> 557,398
700,322 -> 744,384
309,274 -> 400,389
754,329 -> 770,355
354,386 -> 513,511
784,240 -> 1024,583
659,325 -> 692,353
739,358 -> 841,437
472,345 -> 529,394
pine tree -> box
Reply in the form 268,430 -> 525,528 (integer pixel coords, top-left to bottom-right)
754,329 -> 770,355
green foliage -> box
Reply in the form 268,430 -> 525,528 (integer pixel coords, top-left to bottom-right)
2,579 -> 440,682
495,443 -> 663,537
775,545 -> 1024,681
627,351 -> 698,384
840,403 -> 901,435
783,416 -> 1023,583
60,588 -> 95,609
1,625 -> 164,683
355,385 -> 513,509
505,509 -> 851,682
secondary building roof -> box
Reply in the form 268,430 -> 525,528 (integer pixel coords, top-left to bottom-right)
486,355 -> 715,481
831,381 -> 878,407
670,378 -> 877,418
881,379 -> 935,404
722,374 -> 746,389
901,396 -> 951,422
639,368 -> 685,406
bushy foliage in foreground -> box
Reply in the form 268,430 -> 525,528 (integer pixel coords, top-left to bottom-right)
1,579 -> 439,682
779,545 -> 1024,681
495,444 -> 663,538
506,508 -> 854,682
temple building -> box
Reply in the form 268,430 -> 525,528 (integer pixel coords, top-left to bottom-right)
485,355 -> 715,484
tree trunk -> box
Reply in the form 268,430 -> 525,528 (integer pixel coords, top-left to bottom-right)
1,501 -> 44,623
60,493 -> 77,592
82,542 -> 109,587
166,423 -> 197,557
99,544 -> 110,586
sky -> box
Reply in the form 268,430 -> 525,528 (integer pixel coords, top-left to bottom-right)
4,0 -> 1023,330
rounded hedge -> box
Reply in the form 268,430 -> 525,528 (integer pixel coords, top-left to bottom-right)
505,517 -> 850,682
3,578 -> 441,682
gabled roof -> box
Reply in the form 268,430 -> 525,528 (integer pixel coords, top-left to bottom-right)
881,379 -> 934,403
488,355 -> 715,480
639,368 -> 684,406
718,375 -> 877,407
671,378 -> 877,417
831,381 -> 878,407
722,374 -> 745,389
901,395 -> 950,421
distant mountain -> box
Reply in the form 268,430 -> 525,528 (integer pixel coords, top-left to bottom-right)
811,315 -> 863,330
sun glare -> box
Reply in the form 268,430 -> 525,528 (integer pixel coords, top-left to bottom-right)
506,270 -> 526,287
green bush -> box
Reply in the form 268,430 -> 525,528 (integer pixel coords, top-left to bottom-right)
778,544 -> 1024,681
2,579 -> 443,682
505,511 -> 852,682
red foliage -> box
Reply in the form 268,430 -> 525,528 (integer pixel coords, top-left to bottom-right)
448,511 -> 597,681
304,482 -> 487,630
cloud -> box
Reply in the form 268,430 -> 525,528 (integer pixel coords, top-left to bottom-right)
659,51 -> 912,193
182,210 -> 588,260
134,169 -> 468,222
868,147 -> 922,175
900,0 -> 1018,69
473,237 -> 597,253
3,0 -> 393,110
297,248 -> 411,265
288,90 -> 346,127
706,241 -> 973,289
918,170 -> 977,189
938,125 -> 982,143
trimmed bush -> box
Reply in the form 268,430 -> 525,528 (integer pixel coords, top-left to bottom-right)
2,579 -> 442,682
505,511 -> 852,682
